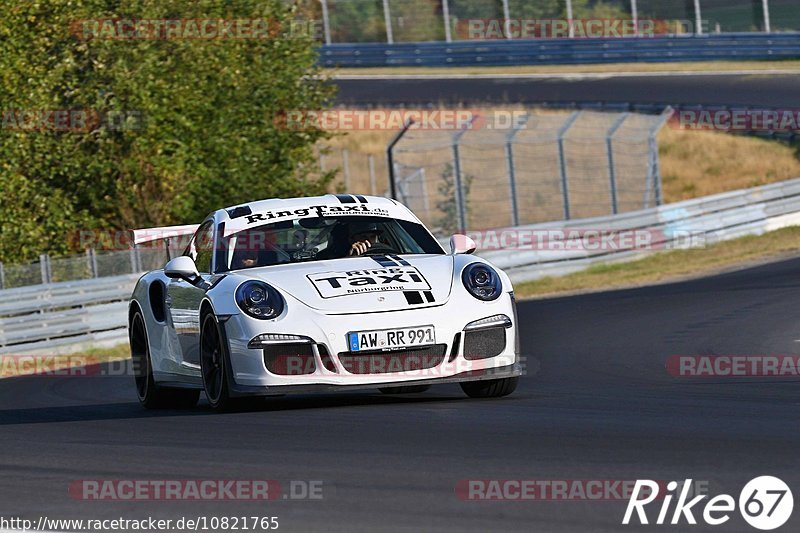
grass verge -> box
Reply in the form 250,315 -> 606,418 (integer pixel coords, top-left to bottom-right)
0,343 -> 130,378
327,60 -> 800,77
324,118 -> 800,206
514,225 -> 800,299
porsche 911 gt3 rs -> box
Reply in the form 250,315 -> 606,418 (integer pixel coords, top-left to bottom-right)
128,194 -> 521,410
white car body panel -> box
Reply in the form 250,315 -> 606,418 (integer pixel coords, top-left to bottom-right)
129,194 -> 521,396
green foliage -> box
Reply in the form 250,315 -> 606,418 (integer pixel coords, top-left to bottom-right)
321,0 -> 631,43
435,162 -> 473,234
0,0 -> 334,263
328,0 -> 387,42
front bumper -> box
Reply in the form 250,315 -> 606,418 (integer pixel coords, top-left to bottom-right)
222,291 -> 520,395
228,363 -> 522,396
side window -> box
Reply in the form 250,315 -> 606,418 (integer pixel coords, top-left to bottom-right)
190,222 -> 215,274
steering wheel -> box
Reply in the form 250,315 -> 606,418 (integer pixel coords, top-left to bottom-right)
361,243 -> 397,256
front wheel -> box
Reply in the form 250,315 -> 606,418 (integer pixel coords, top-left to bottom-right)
460,377 -> 518,398
200,312 -> 238,411
130,310 -> 199,409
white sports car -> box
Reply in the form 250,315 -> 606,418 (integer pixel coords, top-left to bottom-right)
128,194 -> 521,410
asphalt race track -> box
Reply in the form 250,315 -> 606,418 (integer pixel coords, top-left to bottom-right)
334,72 -> 800,108
2,256 -> 800,532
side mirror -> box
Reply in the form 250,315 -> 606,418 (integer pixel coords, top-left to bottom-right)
165,256 -> 200,281
449,234 -> 477,255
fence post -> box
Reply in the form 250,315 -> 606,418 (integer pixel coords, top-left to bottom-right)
342,149 -> 351,191
557,112 -> 580,220
566,0 -> 575,38
368,154 -> 377,195
442,0 -> 452,42
319,0 -> 332,45
451,141 -> 466,233
501,0 -> 511,39
642,108 -> 672,208
505,113 -> 530,227
387,119 -> 415,200
649,135 -> 662,206
87,248 -> 99,278
129,246 -> 138,274
0,261 -> 4,290
762,0 -> 771,32
135,244 -> 142,272
382,0 -> 394,44
451,119 -> 475,232
606,113 -> 630,215
693,0 -> 703,35
630,0 -> 638,36
40,253 -> 50,284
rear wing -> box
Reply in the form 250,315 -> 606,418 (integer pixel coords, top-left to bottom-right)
130,224 -> 200,245
130,224 -> 200,260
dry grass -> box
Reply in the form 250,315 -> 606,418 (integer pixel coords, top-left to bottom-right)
514,225 -> 800,299
659,129 -> 800,201
328,60 -> 800,76
322,112 -> 800,209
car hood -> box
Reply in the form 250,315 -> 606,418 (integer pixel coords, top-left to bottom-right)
248,254 -> 454,313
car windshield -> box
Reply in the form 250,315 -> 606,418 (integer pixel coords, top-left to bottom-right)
223,216 -> 444,271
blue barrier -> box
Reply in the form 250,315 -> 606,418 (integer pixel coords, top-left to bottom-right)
319,33 -> 800,68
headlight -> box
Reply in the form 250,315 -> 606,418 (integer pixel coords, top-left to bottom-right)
461,262 -> 502,301
235,281 -> 284,320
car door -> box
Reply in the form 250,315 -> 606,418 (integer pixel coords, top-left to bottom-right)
166,220 -> 216,366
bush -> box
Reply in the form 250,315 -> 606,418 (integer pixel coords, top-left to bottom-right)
0,0 -> 334,263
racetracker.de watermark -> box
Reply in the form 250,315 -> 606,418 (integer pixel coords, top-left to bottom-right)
455,479 -> 708,501
70,18 -> 323,40
1,109 -> 143,132
0,354 -> 535,380
273,109 -> 529,132
68,479 -> 324,500
267,354 -> 528,378
458,18 -> 709,39
462,229 -> 710,252
0,356 -> 132,378
669,108 -> 800,133
459,18 -> 659,39
666,355 -> 800,377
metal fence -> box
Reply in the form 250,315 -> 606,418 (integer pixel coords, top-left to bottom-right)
478,176 -> 800,282
319,147 -> 390,196
316,0 -> 800,44
381,109 -> 670,234
5,176 -> 800,353
319,32 -> 800,67
0,248 -> 168,290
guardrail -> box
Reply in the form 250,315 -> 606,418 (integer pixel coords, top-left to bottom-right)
3,177 -> 800,352
476,177 -> 800,282
0,274 -> 138,354
319,32 -> 800,68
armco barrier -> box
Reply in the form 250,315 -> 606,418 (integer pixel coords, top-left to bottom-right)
0,274 -> 138,354
476,177 -> 800,282
3,178 -> 800,352
319,33 -> 800,68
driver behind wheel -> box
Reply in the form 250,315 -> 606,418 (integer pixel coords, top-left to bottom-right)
348,221 -> 384,256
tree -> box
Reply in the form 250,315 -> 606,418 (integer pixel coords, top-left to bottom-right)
0,0 -> 335,263
435,162 -> 473,234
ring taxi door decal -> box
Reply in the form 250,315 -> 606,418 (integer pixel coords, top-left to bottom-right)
307,266 -> 431,299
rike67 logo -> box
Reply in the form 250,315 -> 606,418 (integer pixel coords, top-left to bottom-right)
623,477 -> 793,530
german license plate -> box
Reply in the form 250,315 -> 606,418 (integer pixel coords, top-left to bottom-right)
348,325 -> 435,352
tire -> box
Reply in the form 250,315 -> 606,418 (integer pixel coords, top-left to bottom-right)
378,385 -> 431,394
460,377 -> 518,399
200,312 -> 238,411
130,310 -> 200,409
